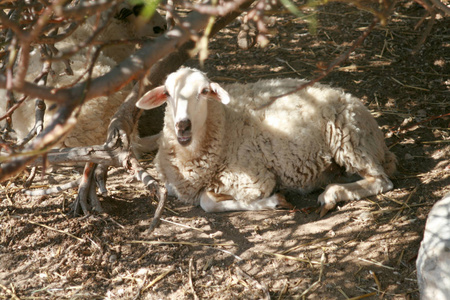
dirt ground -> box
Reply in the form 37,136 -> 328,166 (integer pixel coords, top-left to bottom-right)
1,1 -> 449,299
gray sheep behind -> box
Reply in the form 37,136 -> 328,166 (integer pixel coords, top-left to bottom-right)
0,2 -> 166,147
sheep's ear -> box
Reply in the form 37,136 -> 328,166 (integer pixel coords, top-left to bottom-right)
210,82 -> 230,105
136,86 -> 168,110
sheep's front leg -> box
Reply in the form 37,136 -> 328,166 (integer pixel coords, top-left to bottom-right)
200,191 -> 293,212
318,175 -> 393,217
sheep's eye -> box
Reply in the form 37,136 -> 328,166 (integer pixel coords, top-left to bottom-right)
133,4 -> 144,16
200,88 -> 210,95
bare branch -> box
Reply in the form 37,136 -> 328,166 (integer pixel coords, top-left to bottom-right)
38,22 -> 79,44
48,8 -> 116,61
183,0 -> 249,16
0,9 -> 23,38
0,12 -> 213,104
58,0 -> 118,19
429,0 -> 450,15
30,141 -> 128,167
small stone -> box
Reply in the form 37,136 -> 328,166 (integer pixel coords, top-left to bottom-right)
114,277 -> 124,284
210,231 -> 223,238
358,211 -> 374,222
136,268 -> 149,276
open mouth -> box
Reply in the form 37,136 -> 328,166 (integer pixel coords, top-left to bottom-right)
177,135 -> 192,146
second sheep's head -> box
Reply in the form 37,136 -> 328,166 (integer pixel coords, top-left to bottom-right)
136,68 -> 230,147
115,1 -> 167,38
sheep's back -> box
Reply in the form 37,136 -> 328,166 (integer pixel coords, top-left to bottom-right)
221,78 -> 383,190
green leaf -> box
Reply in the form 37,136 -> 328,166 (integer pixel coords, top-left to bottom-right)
129,0 -> 161,20
280,0 -> 318,35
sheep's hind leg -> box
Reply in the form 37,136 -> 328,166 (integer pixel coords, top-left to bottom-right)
200,191 -> 294,212
318,175 -> 393,217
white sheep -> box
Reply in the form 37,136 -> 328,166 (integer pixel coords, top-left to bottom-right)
136,67 -> 397,213
416,193 -> 450,300
0,2 -> 166,147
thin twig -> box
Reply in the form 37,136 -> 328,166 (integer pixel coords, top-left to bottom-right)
108,217 -> 126,229
370,270 -> 382,292
282,237 -> 332,255
347,292 -> 377,300
189,257 -> 199,300
368,202 -> 432,215
298,281 -> 320,298
129,240 -> 235,247
142,268 -> 174,292
337,286 -> 350,299
205,246 -> 243,261
27,220 -> 85,242
392,187 -> 418,220
160,218 -> 206,233
412,10 -> 436,54
318,250 -> 326,282
390,77 -> 430,91
260,251 -> 324,265
357,258 -> 396,270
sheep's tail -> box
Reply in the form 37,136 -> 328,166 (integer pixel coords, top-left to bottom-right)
382,149 -> 397,177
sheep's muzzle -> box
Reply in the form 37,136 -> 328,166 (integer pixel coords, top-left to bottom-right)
176,119 -> 192,146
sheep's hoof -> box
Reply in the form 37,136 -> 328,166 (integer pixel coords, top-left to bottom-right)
317,191 -> 338,217
317,202 -> 338,217
318,206 -> 330,218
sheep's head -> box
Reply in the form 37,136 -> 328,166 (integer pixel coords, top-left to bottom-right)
116,2 -> 167,37
136,68 -> 230,147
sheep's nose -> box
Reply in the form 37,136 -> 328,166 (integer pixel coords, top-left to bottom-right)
176,119 -> 191,134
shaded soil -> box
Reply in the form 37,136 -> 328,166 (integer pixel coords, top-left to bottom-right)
1,1 -> 449,299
